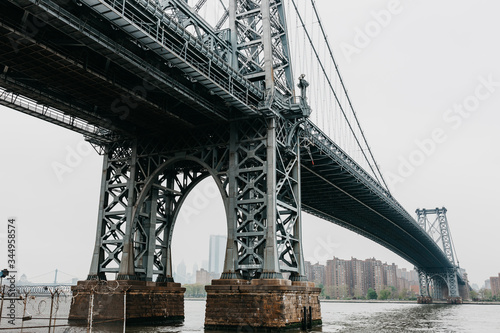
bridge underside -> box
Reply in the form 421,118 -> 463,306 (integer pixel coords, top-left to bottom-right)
0,0 -> 248,142
299,130 -> 454,271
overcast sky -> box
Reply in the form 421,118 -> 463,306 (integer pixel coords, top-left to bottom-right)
0,0 -> 499,287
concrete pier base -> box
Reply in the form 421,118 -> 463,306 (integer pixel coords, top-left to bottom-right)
417,296 -> 433,304
69,280 -> 185,324
447,297 -> 462,304
205,279 -> 322,330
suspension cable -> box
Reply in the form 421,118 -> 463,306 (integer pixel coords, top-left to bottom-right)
290,0 -> 384,187
309,0 -> 391,194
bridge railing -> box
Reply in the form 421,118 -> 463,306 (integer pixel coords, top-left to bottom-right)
84,0 -> 263,113
0,87 -> 113,143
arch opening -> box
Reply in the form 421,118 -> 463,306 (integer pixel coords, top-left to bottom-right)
130,157 -> 228,283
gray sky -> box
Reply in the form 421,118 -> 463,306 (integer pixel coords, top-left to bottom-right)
0,0 -> 499,287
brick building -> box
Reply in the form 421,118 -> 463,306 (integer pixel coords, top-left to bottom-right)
490,274 -> 500,297
325,257 -> 351,299
307,257 -> 419,299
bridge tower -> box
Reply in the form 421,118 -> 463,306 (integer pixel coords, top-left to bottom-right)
414,208 -> 464,304
68,0 -> 321,329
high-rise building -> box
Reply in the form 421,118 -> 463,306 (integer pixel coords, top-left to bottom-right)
209,235 -> 226,276
351,257 -> 368,298
196,268 -> 213,285
307,257 -> 418,299
490,274 -> 500,297
385,263 -> 399,290
175,260 -> 187,284
325,257 -> 351,299
367,258 -> 386,292
311,262 -> 326,286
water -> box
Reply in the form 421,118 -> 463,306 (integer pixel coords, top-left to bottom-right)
1,298 -> 499,332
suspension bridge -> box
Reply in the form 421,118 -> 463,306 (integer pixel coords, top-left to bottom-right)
0,0 -> 468,329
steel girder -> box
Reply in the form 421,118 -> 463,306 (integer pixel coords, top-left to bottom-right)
414,208 -> 460,298
417,268 -> 430,297
81,0 -> 263,114
0,0 -> 230,134
229,0 -> 294,97
221,117 -> 304,279
415,208 -> 456,266
299,121 -> 453,269
0,87 -> 114,144
87,117 -> 305,281
417,267 -> 460,299
87,131 -> 231,280
88,142 -> 136,280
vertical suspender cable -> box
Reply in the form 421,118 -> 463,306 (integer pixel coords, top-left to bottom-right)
309,0 -> 391,194
290,0 -> 383,186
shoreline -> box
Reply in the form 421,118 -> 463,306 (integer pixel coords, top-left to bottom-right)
318,299 -> 500,305
185,298 -> 500,305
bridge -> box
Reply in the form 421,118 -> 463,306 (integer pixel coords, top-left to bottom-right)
0,0 -> 468,329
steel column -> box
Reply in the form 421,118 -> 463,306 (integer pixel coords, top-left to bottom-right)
220,122 -> 242,279
87,149 -> 112,280
117,141 -> 139,280
417,268 -> 430,298
262,117 -> 282,278
261,0 -> 275,94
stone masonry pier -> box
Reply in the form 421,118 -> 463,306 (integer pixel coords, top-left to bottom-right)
69,280 -> 185,324
205,279 -> 322,330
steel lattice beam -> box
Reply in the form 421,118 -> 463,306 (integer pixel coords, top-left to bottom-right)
87,117 -> 306,281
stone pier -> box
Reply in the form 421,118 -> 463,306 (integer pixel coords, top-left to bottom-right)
205,279 -> 322,330
69,280 -> 185,324
417,296 -> 433,304
447,297 -> 462,304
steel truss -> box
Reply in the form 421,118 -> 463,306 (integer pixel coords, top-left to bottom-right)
229,0 -> 294,96
415,207 -> 460,298
87,117 -> 306,281
417,267 -> 460,299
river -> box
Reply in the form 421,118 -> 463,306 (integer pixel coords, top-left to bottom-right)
1,299 -> 499,332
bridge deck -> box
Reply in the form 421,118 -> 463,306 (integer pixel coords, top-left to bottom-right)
301,122 -> 454,270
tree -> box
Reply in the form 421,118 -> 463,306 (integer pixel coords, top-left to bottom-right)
389,286 -> 398,299
469,289 -> 478,301
378,289 -> 391,300
398,289 -> 409,300
318,283 -> 326,297
367,288 -> 377,300
353,287 -> 363,299
482,289 -> 493,301
184,284 -> 207,298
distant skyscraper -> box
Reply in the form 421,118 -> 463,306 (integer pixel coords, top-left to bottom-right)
209,235 -> 226,275
175,260 -> 187,284
192,262 -> 199,279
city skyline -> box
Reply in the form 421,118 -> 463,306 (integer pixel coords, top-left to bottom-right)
304,257 -> 421,299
